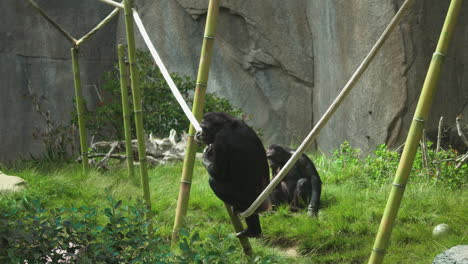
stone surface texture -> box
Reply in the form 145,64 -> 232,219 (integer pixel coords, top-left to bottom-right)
432,245 -> 468,264
0,171 -> 27,192
1,0 -> 467,161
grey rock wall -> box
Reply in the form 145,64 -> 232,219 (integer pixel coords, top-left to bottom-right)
1,0 -> 467,162
0,0 -> 118,162
120,0 -> 315,146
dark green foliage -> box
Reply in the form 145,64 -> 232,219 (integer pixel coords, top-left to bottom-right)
0,194 -> 163,263
0,192 -> 279,264
77,49 -> 243,140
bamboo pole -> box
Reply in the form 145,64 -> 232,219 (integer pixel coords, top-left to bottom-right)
27,0 -> 77,45
75,6 -> 121,47
224,203 -> 253,257
240,0 -> 416,219
172,0 -> 221,241
97,0 -> 124,9
117,44 -> 135,179
368,1 -> 463,263
71,48 -> 89,172
123,0 -> 153,233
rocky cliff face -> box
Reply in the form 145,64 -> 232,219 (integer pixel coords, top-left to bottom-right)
0,0 -> 118,161
1,0 -> 467,162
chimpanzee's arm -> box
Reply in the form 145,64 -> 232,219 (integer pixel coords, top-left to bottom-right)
203,131 -> 231,181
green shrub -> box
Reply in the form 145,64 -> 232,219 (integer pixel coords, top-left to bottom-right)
77,49 -> 243,140
332,141 -> 361,168
364,144 -> 400,182
0,193 -> 280,264
0,195 -> 163,263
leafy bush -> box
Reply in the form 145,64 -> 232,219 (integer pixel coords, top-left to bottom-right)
364,144 -> 400,182
0,193 -> 280,264
78,49 -> 243,140
0,195 -> 162,263
332,141 -> 361,168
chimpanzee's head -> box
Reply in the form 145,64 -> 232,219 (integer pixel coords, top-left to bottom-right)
195,112 -> 236,145
266,144 -> 291,166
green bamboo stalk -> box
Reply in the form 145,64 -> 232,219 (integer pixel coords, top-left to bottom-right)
224,203 -> 253,257
368,1 -> 463,263
123,0 -> 153,233
75,6 -> 121,47
71,48 -> 88,172
172,0 -> 220,241
28,0 -> 77,45
117,44 -> 135,179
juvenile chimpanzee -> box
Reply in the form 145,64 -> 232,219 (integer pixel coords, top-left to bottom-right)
266,144 -> 322,216
195,112 -> 271,238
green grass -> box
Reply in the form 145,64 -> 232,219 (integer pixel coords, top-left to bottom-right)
1,155 -> 466,263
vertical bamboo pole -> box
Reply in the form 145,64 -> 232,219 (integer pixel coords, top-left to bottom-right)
224,203 -> 253,257
368,1 -> 462,263
172,0 -> 220,241
123,0 -> 153,233
71,48 -> 88,172
117,44 -> 135,179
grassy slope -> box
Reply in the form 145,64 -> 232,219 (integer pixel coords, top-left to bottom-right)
2,158 -> 466,264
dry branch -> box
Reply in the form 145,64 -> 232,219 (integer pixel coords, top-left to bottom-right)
456,115 -> 468,147
81,130 -> 187,169
96,142 -> 119,168
455,152 -> 468,168
420,130 -> 429,169
455,115 -> 468,168
435,117 -> 444,179
436,116 -> 444,153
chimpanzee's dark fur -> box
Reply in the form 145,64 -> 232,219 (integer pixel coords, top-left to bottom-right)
266,144 -> 322,216
196,112 -> 270,238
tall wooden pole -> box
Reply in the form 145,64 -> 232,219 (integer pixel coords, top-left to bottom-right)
117,44 -> 135,179
123,0 -> 153,233
368,1 -> 463,263
224,203 -> 253,257
71,48 -> 88,172
172,0 -> 220,241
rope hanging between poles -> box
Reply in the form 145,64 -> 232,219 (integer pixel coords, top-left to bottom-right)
132,9 -> 202,132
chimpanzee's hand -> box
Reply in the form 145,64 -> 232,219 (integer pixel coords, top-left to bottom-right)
202,144 -> 214,170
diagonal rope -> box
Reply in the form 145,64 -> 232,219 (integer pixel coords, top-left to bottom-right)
132,9 -> 202,132
240,0 -> 416,219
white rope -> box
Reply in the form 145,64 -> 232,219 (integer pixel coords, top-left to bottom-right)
132,9 -> 202,132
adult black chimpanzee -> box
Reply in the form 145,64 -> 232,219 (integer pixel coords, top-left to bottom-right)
195,112 -> 271,238
266,144 -> 322,216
